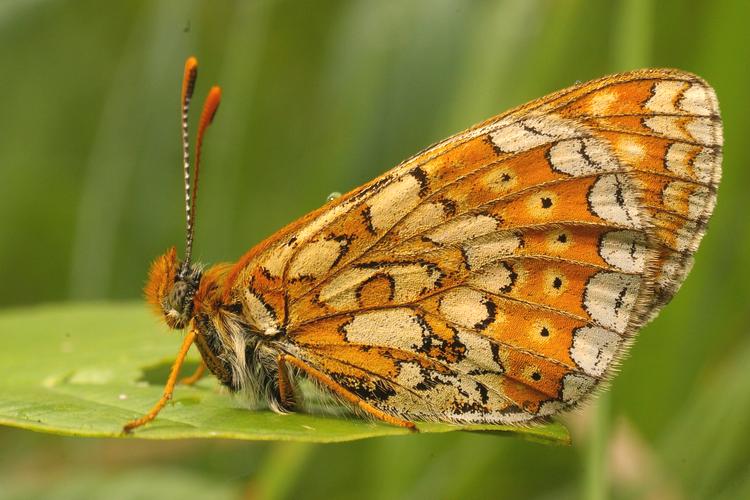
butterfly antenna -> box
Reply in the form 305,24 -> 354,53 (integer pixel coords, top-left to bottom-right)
178,56 -> 222,277
180,56 -> 198,276
190,84 -> 222,260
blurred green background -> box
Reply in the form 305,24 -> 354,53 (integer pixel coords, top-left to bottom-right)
1,0 -> 749,498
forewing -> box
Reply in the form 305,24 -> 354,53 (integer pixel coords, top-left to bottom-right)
226,69 -> 721,423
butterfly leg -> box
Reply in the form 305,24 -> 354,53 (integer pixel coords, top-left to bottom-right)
179,360 -> 206,386
283,354 -> 417,431
277,355 -> 296,410
123,329 -> 197,433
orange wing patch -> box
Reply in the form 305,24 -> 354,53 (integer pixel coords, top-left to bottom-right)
223,69 -> 721,425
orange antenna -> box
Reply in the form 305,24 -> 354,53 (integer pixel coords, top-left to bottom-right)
180,56 -> 198,275
189,85 -> 222,252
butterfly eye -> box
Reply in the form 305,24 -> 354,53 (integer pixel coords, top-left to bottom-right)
168,281 -> 188,309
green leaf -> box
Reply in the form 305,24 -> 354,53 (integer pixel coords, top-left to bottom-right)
0,303 -> 570,445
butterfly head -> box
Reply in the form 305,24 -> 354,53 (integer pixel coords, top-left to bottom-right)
145,247 -> 203,329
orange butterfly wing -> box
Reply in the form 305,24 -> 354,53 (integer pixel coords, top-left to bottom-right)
224,69 -> 721,423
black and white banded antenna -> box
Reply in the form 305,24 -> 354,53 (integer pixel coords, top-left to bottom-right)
178,56 -> 221,278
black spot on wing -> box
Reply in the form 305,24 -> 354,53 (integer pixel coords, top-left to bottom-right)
361,206 -> 376,235
260,267 -> 272,280
326,233 -> 355,268
473,297 -> 497,331
613,286 -> 628,314
440,198 -> 457,217
500,262 -> 517,293
476,382 -> 489,405
409,166 -> 430,197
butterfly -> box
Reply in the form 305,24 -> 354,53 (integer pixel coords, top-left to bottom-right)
123,57 -> 722,432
